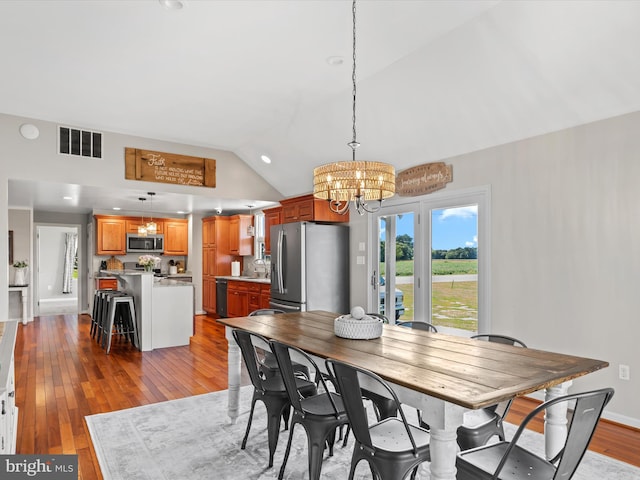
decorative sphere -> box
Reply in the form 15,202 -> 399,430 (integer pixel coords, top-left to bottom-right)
350,306 -> 365,319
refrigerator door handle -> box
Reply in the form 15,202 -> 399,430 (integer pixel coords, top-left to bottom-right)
270,300 -> 301,311
276,229 -> 285,294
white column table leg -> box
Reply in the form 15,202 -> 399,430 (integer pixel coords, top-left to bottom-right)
429,427 -> 459,480
544,380 -> 572,460
225,326 -> 242,424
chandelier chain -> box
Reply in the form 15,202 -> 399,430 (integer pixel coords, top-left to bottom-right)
350,0 -> 358,160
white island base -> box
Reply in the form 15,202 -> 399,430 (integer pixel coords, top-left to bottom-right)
102,271 -> 193,351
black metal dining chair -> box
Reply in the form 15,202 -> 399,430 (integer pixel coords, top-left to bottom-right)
456,387 -> 614,480
248,309 -> 310,380
232,329 -> 316,468
327,358 -> 431,480
397,321 -> 438,332
456,334 -> 527,450
271,340 -> 349,480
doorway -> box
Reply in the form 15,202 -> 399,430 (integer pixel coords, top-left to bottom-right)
35,224 -> 80,316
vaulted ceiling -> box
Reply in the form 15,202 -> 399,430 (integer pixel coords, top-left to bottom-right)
2,0 -> 640,214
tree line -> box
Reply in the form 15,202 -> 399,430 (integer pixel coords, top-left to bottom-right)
380,235 -> 477,261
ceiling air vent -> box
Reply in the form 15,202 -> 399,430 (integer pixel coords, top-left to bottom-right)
58,126 -> 102,158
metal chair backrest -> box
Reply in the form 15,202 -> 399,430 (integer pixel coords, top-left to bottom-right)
493,388 -> 614,479
231,329 -> 273,393
397,321 -> 438,333
471,333 -> 527,348
271,340 -> 341,417
554,388 -> 614,478
248,309 -> 286,316
327,358 -> 420,456
367,313 -> 389,324
470,334 -> 526,415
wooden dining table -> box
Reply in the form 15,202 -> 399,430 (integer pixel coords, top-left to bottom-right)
218,310 -> 608,480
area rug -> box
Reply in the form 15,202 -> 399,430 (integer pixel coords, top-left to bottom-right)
85,386 -> 640,480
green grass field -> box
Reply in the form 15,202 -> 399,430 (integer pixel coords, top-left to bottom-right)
380,259 -> 477,276
381,260 -> 478,331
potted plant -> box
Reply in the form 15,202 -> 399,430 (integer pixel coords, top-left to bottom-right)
13,259 -> 28,285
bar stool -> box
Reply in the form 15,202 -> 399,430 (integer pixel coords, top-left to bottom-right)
95,290 -> 125,343
91,289 -> 119,340
102,294 -> 138,354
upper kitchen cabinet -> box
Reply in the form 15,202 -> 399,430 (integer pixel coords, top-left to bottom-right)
95,215 -> 126,255
164,219 -> 189,256
202,216 -> 216,247
126,217 -> 164,234
280,194 -> 349,224
229,215 -> 253,256
263,206 -> 282,255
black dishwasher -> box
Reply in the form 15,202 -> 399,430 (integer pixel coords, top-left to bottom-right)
215,278 -> 228,317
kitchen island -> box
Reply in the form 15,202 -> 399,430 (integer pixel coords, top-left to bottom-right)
101,270 -> 194,351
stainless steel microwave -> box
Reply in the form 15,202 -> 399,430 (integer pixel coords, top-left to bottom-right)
126,234 -> 164,253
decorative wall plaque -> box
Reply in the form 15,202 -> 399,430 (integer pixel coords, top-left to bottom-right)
125,148 -> 216,188
395,162 -> 452,197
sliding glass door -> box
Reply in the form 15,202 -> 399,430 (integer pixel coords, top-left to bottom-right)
376,209 -> 416,322
372,187 -> 490,334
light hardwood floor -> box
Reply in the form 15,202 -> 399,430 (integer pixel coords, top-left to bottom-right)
13,314 -> 640,479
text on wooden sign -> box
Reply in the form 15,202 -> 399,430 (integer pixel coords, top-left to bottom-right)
395,162 -> 452,197
125,148 -> 216,188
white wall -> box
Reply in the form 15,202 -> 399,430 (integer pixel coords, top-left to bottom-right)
350,110 -> 640,427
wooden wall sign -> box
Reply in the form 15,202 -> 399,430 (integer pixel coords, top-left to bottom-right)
395,162 -> 452,197
125,148 -> 216,188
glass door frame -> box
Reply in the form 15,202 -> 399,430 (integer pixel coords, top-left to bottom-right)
369,185 -> 491,334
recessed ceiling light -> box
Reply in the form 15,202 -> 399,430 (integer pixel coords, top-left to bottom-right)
326,56 -> 344,66
159,0 -> 184,10
113,207 -> 122,211
261,155 -> 271,164
63,196 -> 73,200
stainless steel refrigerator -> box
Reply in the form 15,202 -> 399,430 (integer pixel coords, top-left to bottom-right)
270,221 -> 349,314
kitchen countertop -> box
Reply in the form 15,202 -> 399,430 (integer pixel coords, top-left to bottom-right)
154,278 -> 194,287
98,270 -> 192,277
215,275 -> 271,284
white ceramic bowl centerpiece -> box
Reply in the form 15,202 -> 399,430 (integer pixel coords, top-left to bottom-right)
334,306 -> 383,340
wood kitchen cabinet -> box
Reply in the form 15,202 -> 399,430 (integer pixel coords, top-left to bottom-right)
229,214 -> 253,256
96,278 -> 118,290
248,283 -> 261,313
226,280 -> 270,317
126,217 -> 164,234
279,194 -> 349,224
263,206 -> 282,254
227,280 -> 249,318
95,215 -> 126,255
164,219 -> 189,255
202,216 -> 233,314
96,214 -> 188,256
202,216 -> 216,247
260,283 -> 271,309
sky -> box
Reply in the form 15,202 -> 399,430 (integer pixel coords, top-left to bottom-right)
381,205 -> 478,250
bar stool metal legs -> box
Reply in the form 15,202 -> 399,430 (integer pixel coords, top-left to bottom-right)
102,294 -> 138,354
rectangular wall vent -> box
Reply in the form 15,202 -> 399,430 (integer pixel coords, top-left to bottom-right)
58,126 -> 102,158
